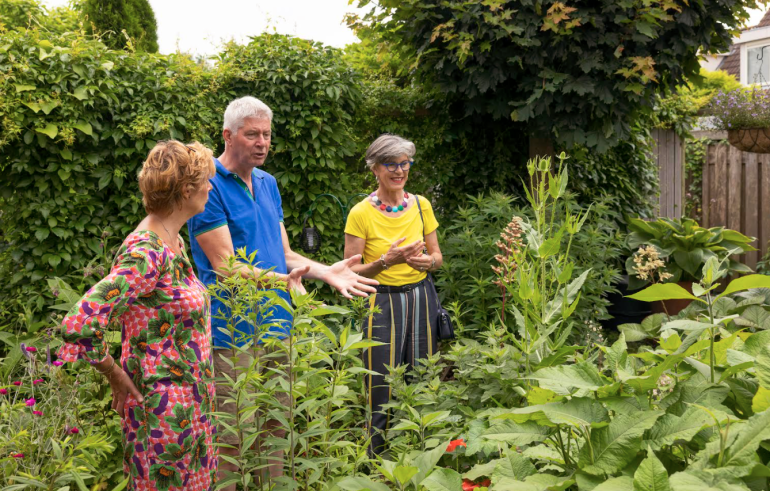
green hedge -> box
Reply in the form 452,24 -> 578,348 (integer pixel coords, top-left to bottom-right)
0,29 -> 364,325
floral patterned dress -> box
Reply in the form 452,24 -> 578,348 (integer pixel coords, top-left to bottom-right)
58,231 -> 218,491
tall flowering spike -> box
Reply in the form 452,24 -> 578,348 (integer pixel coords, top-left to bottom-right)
493,216 -> 524,288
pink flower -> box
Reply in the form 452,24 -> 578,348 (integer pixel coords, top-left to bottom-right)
25,398 -> 36,407
11,453 -> 24,458
25,346 -> 37,353
0,389 -> 7,395
53,361 -> 64,367
70,427 -> 79,434
447,439 -> 467,452
12,381 -> 21,386
32,410 -> 43,416
33,379 -> 44,386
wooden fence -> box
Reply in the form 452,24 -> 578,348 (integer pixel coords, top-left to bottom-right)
702,142 -> 770,270
652,129 -> 685,218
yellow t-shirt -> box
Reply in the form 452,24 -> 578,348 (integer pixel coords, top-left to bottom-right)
345,196 -> 439,286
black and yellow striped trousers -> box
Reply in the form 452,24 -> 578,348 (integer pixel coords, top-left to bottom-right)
364,278 -> 439,455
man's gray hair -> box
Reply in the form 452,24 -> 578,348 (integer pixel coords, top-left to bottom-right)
365,134 -> 416,170
223,96 -> 273,134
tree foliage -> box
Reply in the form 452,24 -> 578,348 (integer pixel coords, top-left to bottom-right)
351,0 -> 764,151
0,0 -> 81,34
80,0 -> 159,52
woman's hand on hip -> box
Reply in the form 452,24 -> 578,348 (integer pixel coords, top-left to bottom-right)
384,238 -> 425,266
108,366 -> 144,417
406,253 -> 434,273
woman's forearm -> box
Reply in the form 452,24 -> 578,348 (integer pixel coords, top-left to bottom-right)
428,252 -> 443,271
351,258 -> 385,278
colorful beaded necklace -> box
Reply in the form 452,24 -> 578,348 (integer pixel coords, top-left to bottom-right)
370,191 -> 409,213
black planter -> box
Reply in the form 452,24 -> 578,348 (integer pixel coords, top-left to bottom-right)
601,275 -> 651,331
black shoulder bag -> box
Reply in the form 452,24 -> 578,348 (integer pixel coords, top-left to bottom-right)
414,196 -> 455,340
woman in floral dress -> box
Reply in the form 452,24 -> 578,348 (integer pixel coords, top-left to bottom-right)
58,141 -> 218,491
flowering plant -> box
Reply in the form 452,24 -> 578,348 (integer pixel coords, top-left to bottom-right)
707,87 -> 770,130
625,217 -> 754,288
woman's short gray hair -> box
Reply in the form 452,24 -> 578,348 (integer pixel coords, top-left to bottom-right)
223,96 -> 273,135
365,134 -> 416,170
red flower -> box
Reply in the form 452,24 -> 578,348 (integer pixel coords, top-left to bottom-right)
0,389 -> 7,395
11,453 -> 24,458
462,479 -> 491,491
70,427 -> 80,434
12,381 -> 21,386
32,410 -> 43,416
447,439 -> 467,452
33,379 -> 44,386
25,346 -> 37,353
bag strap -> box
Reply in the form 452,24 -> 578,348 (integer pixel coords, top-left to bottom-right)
414,194 -> 426,241
414,196 -> 439,299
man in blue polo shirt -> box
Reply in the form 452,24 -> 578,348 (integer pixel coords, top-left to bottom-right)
188,96 -> 377,484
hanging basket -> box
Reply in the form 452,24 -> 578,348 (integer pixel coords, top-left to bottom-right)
727,127 -> 770,153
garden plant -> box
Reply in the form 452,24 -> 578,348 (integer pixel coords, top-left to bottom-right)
4,1 -> 770,490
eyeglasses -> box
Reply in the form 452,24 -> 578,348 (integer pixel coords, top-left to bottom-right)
381,160 -> 414,172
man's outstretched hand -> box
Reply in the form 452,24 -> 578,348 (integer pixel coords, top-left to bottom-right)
324,255 -> 379,299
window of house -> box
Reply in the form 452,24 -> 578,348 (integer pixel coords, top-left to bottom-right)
747,45 -> 770,85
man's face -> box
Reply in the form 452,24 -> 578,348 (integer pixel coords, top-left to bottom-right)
226,117 -> 271,167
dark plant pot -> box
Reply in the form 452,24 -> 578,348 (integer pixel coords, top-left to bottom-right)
601,275 -> 651,331
650,281 -> 694,316
727,128 -> 770,153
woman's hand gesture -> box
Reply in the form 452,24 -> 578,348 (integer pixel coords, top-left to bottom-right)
384,238 -> 425,266
106,363 -> 144,417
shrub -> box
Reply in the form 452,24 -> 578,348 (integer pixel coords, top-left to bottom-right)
0,29 -> 368,326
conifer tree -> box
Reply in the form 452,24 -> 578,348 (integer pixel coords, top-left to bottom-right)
81,0 -> 159,52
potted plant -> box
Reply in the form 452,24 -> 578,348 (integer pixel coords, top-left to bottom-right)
708,87 -> 770,153
625,217 -> 755,314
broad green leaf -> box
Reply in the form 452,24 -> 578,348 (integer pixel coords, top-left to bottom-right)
754,345 -> 770,387
669,470 -> 751,491
411,442 -> 448,485
73,86 -> 89,100
752,386 -> 770,413
720,408 -> 770,468
717,274 -> 770,300
73,121 -> 93,135
23,101 -> 41,112
421,468 -> 463,491
524,361 -> 605,395
665,320 -> 717,332
481,420 -> 550,446
673,249 -> 705,277
645,407 -> 714,451
544,269 -> 591,322
393,466 -> 419,485
36,124 -> 58,139
15,84 -> 36,92
594,476 -> 634,491
634,447 -> 670,491
627,284 -> 701,303
538,234 -> 562,259
40,100 -> 60,115
491,451 -> 536,482
464,460 -> 497,481
618,322 -> 650,342
494,397 -> 608,428
337,476 -> 391,491
578,410 -> 663,476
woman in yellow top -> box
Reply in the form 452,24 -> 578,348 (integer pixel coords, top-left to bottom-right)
344,133 -> 443,455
